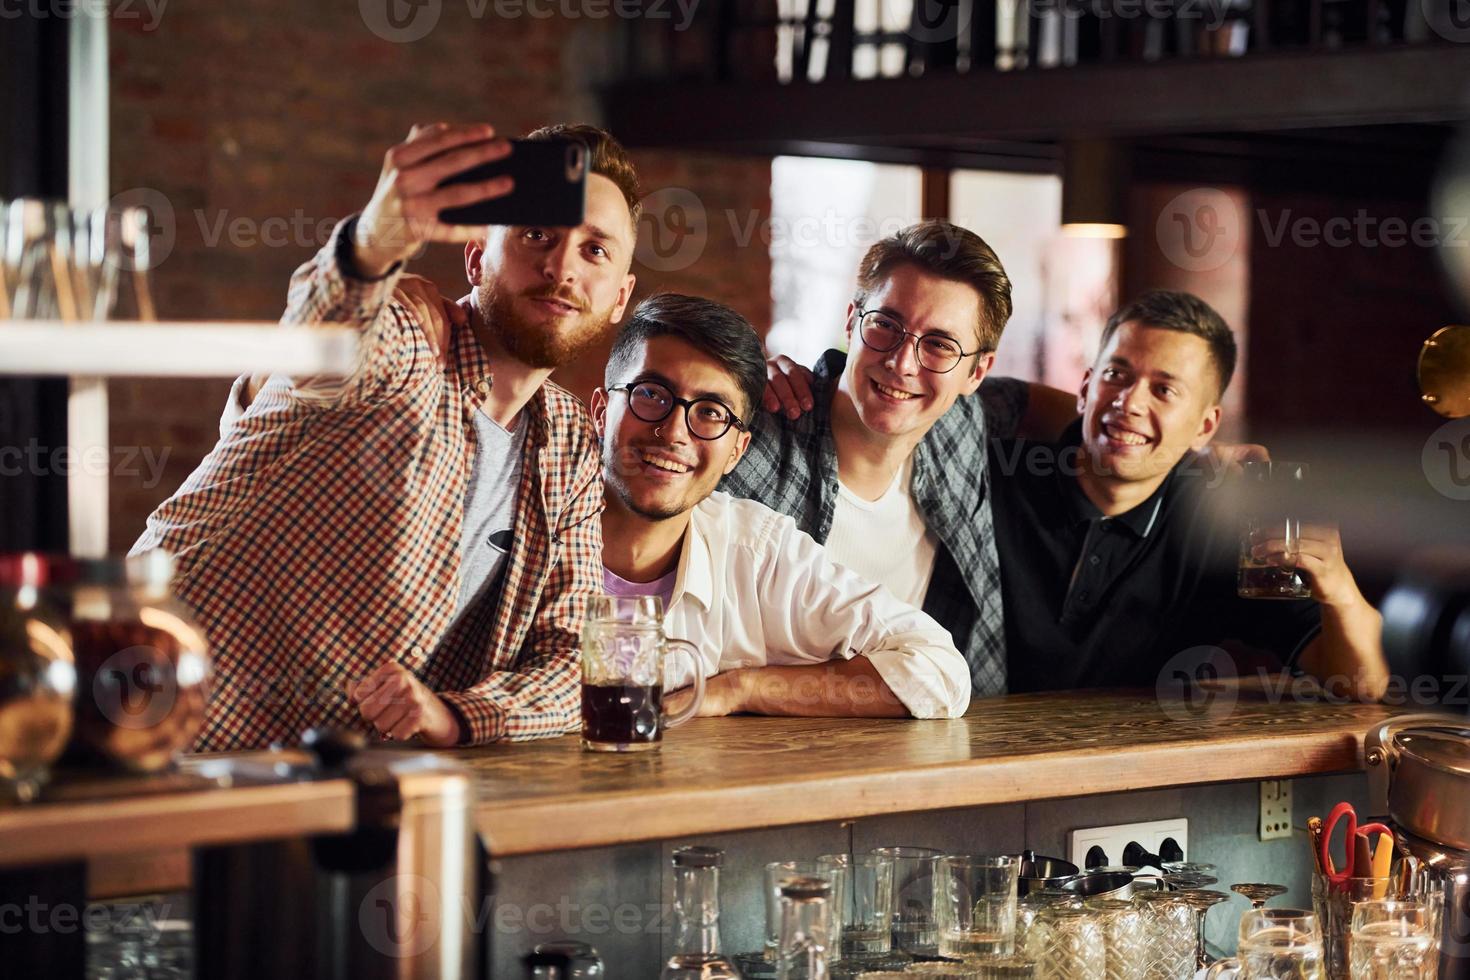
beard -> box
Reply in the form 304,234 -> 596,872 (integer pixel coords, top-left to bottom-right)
474,278 -> 616,369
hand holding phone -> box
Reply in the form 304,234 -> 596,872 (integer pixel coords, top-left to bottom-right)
353,122 -> 514,278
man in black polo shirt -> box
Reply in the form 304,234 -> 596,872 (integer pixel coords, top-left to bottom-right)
989,290 -> 1389,700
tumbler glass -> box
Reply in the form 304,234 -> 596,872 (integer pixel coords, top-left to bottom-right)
1016,889 -> 1081,952
1313,874 -> 1395,979
766,862 -> 845,963
935,856 -> 1020,960
1204,908 -> 1324,979
870,846 -> 942,955
818,853 -> 895,959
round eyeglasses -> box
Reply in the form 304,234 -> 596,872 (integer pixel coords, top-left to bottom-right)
608,380 -> 747,441
856,308 -> 984,374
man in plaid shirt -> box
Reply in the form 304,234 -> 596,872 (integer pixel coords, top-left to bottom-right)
723,221 -> 1051,698
132,122 -> 639,749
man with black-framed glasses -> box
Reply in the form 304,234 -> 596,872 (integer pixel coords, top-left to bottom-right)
588,293 -> 972,719
720,219 -> 1045,699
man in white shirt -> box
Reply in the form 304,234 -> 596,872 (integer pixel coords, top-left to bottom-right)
589,293 -> 972,719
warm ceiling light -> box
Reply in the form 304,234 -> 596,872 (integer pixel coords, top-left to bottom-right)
1061,139 -> 1132,238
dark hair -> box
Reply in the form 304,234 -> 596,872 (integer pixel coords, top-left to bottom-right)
524,123 -> 641,227
605,294 -> 767,420
1100,290 -> 1237,398
853,219 -> 1013,355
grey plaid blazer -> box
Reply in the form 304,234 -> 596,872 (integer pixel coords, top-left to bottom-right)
719,349 -> 1027,696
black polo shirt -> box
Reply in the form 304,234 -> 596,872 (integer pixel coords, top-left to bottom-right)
989,423 -> 1321,692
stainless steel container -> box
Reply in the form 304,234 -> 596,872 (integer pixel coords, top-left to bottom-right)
1366,714 -> 1470,979
195,731 -> 486,980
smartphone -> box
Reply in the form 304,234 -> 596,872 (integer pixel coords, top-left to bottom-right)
437,137 -> 587,228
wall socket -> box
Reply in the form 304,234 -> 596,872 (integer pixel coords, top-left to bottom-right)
1260,780 -> 1293,840
1068,819 -> 1190,870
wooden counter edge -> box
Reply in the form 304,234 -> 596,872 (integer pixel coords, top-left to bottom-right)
0,780 -> 356,869
476,728 -> 1364,856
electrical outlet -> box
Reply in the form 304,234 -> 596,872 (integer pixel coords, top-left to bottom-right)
1260,780 -> 1293,840
1068,819 -> 1190,870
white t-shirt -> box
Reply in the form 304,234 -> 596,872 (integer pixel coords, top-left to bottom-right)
824,457 -> 939,609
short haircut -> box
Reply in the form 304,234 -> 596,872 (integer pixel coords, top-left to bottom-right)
524,123 -> 641,228
1100,290 -> 1238,399
605,294 -> 767,421
853,219 -> 1014,356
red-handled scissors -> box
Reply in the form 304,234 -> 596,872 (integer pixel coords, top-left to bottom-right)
1320,801 -> 1393,890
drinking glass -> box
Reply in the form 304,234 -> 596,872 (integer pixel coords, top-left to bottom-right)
579,595 -> 704,752
870,846 -> 941,955
1086,898 -> 1149,980
1204,908 -> 1325,979
1026,906 -> 1104,980
817,853 -> 895,959
935,856 -> 1020,960
1348,899 -> 1435,980
1312,874 -> 1396,979
766,862 -> 845,962
1237,461 -> 1312,599
904,960 -> 1036,978
1179,889 -> 1231,968
1232,884 -> 1289,910
1016,889 -> 1081,952
1136,890 -> 1197,980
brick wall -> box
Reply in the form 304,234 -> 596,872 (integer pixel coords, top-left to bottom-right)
105,5 -> 771,552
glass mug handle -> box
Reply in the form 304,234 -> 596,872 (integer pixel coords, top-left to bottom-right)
1204,959 -> 1240,978
661,638 -> 706,729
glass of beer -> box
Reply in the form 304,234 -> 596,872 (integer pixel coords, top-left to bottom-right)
1237,461 -> 1314,600
579,595 -> 705,752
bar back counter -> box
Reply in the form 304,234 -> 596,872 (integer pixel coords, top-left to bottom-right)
0,689 -> 1423,976
466,690 -> 1405,976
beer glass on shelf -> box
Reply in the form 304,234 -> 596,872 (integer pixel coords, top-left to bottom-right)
1204,908 -> 1325,979
1348,899 -> 1435,980
579,595 -> 704,752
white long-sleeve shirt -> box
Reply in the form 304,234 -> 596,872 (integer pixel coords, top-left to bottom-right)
606,492 -> 972,719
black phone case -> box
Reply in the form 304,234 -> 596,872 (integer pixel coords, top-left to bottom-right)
437,137 -> 587,227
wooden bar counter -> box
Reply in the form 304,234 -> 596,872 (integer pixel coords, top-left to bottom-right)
461,688 -> 1408,857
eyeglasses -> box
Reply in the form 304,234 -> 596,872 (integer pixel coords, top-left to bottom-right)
608,380 -> 747,441
855,308 -> 984,374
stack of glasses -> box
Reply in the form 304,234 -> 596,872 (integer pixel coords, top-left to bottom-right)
1,198 -> 156,322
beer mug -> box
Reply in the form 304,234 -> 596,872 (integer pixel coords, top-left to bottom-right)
1205,908 -> 1325,979
579,595 -> 705,752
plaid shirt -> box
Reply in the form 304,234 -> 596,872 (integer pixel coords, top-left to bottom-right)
718,350 -> 1027,696
131,219 -> 603,749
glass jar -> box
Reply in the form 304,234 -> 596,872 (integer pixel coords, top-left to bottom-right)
1017,889 -> 1082,952
0,553 -> 76,800
56,551 -> 210,771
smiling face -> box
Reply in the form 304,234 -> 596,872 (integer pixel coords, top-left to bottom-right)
839,262 -> 996,442
1078,321 -> 1223,486
591,334 -> 753,523
467,172 -> 637,368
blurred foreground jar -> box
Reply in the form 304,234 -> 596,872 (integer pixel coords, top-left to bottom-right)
0,553 -> 76,799
54,551 -> 210,771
